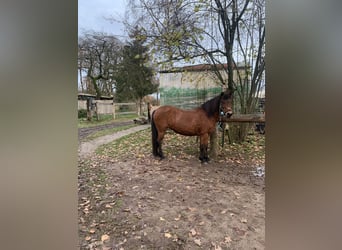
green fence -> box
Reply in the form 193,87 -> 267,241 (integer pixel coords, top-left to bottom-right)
159,87 -> 222,109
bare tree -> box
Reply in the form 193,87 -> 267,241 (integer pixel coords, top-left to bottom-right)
78,32 -> 123,98
126,0 -> 265,142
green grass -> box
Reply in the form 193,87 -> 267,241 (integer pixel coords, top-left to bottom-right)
78,113 -> 139,128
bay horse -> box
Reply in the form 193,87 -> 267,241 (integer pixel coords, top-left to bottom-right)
151,90 -> 233,163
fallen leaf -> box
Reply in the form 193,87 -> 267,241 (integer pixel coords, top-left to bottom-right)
241,218 -> 247,223
89,229 -> 96,234
190,228 -> 197,236
220,210 -> 227,214
212,243 -> 222,250
194,238 -> 201,246
160,217 -> 165,221
199,221 -> 205,226
224,236 -> 232,243
174,215 -> 181,221
164,233 -> 172,238
188,207 -> 197,212
233,191 -> 240,197
85,236 -> 91,241
101,234 -> 110,242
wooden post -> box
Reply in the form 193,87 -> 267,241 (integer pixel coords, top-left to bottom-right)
147,102 -> 151,123
95,102 -> 99,121
86,98 -> 92,121
220,114 -> 265,123
112,103 -> 116,119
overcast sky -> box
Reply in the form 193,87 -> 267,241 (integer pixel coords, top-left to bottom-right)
78,0 -> 127,38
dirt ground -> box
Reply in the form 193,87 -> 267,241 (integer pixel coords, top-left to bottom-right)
78,125 -> 265,250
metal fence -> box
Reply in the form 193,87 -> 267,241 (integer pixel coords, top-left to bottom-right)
160,87 -> 222,109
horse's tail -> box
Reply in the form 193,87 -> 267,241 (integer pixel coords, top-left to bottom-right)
151,112 -> 158,156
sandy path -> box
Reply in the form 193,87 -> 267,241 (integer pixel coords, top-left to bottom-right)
78,124 -> 150,159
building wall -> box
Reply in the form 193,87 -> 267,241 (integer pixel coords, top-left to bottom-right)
158,67 -> 245,109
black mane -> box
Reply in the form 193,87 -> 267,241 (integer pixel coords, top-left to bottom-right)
200,94 -> 222,117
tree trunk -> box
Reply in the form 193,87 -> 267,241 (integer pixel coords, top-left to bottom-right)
209,129 -> 218,159
86,98 -> 93,121
139,98 -> 143,116
228,123 -> 251,143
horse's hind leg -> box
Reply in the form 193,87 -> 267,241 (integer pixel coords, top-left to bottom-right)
157,131 -> 165,159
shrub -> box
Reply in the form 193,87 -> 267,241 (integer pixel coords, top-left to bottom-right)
78,109 -> 87,118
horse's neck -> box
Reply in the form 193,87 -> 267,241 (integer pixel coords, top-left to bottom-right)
202,96 -> 221,119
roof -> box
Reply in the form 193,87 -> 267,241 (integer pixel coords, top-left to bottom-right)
78,93 -> 113,100
159,63 -> 246,73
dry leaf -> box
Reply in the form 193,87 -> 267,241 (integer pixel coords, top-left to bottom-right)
199,221 -> 205,226
188,207 -> 197,212
213,243 -> 222,250
85,236 -> 91,241
89,228 -> 96,234
241,218 -> 247,223
190,228 -> 197,236
224,236 -> 232,243
101,234 -> 110,242
164,233 -> 172,238
160,217 -> 165,221
194,238 -> 201,246
220,210 -> 227,214
174,215 -> 181,221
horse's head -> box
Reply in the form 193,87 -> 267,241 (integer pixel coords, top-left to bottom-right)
219,90 -> 233,118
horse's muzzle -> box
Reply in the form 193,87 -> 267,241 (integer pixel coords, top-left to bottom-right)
226,112 -> 233,118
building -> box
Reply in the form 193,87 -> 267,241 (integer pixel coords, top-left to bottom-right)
158,63 -> 247,109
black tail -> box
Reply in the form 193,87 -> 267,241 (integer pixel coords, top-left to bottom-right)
151,113 -> 158,156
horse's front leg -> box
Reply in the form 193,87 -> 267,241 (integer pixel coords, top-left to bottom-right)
199,134 -> 209,163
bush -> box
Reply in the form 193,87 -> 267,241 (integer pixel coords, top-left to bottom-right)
78,109 -> 87,118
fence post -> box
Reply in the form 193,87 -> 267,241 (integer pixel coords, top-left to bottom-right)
113,102 -> 115,120
147,102 -> 151,123
86,98 -> 93,121
95,101 -> 99,121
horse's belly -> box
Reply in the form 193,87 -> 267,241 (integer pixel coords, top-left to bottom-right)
171,127 -> 198,136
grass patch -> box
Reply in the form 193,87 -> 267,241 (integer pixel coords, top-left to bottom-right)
83,124 -> 139,141
78,114 -> 139,128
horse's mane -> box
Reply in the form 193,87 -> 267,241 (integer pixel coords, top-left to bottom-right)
200,94 -> 222,117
